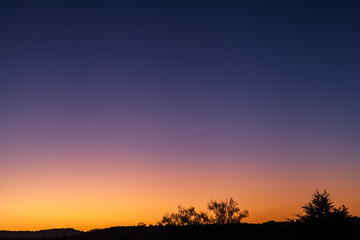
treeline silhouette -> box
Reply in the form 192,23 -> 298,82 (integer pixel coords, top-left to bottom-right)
158,197 -> 248,226
1,190 -> 359,240
158,190 -> 352,226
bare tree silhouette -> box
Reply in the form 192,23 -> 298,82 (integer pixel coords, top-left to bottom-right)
207,197 -> 249,224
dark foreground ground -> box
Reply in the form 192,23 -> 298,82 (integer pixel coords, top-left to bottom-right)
1,220 -> 360,240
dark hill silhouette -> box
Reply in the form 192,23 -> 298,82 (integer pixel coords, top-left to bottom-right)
1,221 -> 360,240
0,228 -> 82,239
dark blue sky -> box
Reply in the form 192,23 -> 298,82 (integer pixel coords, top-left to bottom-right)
1,0 -> 360,164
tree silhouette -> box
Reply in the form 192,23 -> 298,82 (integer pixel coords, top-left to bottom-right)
296,189 -> 351,223
137,222 -> 146,227
207,197 -> 249,224
158,205 -> 210,226
158,197 -> 248,226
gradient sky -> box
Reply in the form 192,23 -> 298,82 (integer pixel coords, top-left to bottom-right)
1,0 -> 360,231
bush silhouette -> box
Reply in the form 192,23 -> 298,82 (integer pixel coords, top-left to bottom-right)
207,197 -> 249,224
296,189 -> 351,223
158,205 -> 210,226
158,197 -> 248,226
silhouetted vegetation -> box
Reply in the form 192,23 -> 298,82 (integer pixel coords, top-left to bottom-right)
296,189 -> 351,223
159,205 -> 210,226
158,197 -> 248,226
1,190 -> 359,240
137,222 -> 146,227
207,197 -> 249,224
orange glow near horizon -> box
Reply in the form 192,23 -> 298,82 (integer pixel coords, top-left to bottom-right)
2,0 -> 360,233
1,153 -> 359,231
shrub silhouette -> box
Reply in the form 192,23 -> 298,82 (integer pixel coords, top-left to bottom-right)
296,189 -> 351,223
207,197 -> 249,224
158,205 -> 210,226
158,197 -> 248,226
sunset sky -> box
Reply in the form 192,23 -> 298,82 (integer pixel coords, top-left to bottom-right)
1,0 -> 360,231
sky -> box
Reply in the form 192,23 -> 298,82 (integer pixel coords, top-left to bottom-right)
1,0 -> 360,231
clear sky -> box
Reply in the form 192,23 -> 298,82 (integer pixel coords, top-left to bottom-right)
1,0 -> 360,231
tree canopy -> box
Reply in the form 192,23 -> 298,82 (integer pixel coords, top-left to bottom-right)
159,205 -> 210,226
207,197 -> 249,224
296,190 -> 351,223
158,197 -> 248,226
